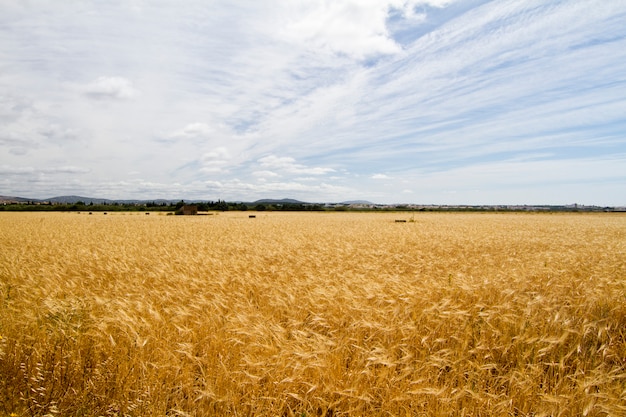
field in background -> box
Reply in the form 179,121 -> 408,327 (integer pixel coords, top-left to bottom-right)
1,211 -> 625,416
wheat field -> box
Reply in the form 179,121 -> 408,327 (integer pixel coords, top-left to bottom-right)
0,211 -> 625,416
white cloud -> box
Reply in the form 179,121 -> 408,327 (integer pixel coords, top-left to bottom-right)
39,124 -> 78,142
83,76 -> 138,100
253,170 -> 280,178
43,166 -> 91,174
0,165 -> 90,176
258,155 -> 335,175
281,1 -> 399,59
198,147 -> 231,173
258,155 -> 296,169
172,123 -> 213,138
371,173 -> 392,180
278,0 -> 458,60
202,147 -> 230,161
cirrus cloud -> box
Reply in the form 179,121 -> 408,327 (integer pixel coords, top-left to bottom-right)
0,0 -> 624,205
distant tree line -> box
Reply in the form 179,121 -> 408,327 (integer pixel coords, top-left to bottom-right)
0,200 -> 326,212
0,200 -> 620,212
0,201 -> 172,212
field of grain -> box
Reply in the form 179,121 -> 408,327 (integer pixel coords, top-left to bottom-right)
0,211 -> 625,416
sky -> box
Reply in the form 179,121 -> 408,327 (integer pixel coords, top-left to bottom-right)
1,0 -> 625,205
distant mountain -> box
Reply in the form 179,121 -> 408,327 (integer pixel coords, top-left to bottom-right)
46,195 -> 114,204
252,198 -> 309,205
341,200 -> 374,205
0,195 -> 34,203
45,196 -> 200,205
3,195 -> 316,205
1,195 -> 183,205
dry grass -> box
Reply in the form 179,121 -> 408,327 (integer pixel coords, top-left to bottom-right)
1,211 -> 625,416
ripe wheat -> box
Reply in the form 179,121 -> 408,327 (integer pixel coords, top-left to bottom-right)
0,211 -> 625,416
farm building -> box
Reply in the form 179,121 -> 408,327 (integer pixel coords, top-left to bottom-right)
176,205 -> 198,215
